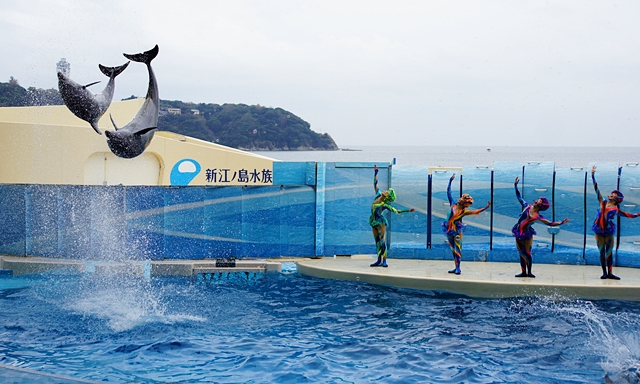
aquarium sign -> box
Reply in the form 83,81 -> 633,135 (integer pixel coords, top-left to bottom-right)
170,159 -> 202,186
205,167 -> 273,185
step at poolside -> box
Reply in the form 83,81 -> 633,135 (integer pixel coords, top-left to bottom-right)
0,256 -> 283,277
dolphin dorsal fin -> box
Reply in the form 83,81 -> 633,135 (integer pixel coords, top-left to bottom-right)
134,126 -> 157,136
109,114 -> 120,131
83,81 -> 101,89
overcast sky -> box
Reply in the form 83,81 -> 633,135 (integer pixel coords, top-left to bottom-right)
2,1 -> 640,147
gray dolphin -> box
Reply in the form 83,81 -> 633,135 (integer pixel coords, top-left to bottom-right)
57,62 -> 130,135
105,45 -> 159,159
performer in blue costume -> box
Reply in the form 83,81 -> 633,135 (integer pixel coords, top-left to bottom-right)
512,176 -> 569,278
442,173 -> 491,274
369,165 -> 414,267
591,166 -> 640,279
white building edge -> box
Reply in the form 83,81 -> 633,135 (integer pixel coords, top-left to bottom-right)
0,99 -> 277,186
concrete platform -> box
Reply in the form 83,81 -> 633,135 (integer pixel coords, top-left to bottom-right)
296,255 -> 640,301
0,256 -> 283,277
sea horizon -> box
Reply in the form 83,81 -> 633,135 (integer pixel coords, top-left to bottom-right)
252,145 -> 640,168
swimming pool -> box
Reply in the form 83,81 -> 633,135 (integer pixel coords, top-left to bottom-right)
1,265 -> 639,383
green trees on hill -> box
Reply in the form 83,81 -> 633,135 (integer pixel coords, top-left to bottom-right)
0,77 -> 63,107
0,78 -> 338,151
159,100 -> 338,150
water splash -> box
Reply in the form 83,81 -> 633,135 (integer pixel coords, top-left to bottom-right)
39,273 -> 206,333
556,300 -> 640,382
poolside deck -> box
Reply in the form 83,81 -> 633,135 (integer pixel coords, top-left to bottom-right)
295,256 -> 640,301
3,254 -> 640,301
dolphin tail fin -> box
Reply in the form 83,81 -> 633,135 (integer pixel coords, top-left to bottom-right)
109,114 -> 120,131
98,61 -> 130,78
123,45 -> 159,65
90,121 -> 103,135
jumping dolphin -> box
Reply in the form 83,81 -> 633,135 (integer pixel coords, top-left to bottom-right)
57,62 -> 130,135
105,45 -> 159,159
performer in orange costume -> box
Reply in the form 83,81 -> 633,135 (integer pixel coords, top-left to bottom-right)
442,173 -> 490,275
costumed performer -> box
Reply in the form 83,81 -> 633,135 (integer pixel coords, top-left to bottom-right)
369,164 -> 415,267
512,176 -> 569,278
443,173 -> 491,275
591,165 -> 640,280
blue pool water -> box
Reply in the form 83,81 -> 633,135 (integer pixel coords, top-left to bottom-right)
1,266 -> 640,383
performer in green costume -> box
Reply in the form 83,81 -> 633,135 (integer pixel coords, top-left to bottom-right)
369,165 -> 414,267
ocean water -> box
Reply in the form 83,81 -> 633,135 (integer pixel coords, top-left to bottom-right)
253,145 -> 640,167
2,270 -> 640,383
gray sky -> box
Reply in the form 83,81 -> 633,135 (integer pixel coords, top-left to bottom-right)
2,1 -> 640,147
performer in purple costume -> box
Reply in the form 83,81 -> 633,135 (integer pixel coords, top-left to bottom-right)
591,166 -> 640,280
369,165 -> 414,267
512,177 -> 569,278
442,173 -> 491,274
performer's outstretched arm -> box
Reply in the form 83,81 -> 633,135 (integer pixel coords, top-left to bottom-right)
373,165 -> 380,195
387,206 -> 415,214
463,201 -> 491,217
538,217 -> 570,226
617,210 -> 640,219
447,174 -> 455,206
514,177 -> 526,208
591,166 -> 604,203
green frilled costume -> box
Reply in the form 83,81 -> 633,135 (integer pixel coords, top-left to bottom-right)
369,166 -> 413,267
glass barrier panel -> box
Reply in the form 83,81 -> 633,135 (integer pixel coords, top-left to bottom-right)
203,187 -> 242,258
164,186 -> 205,259
389,165 -> 428,258
617,163 -> 640,267
553,167 -> 587,264
241,186 -> 282,257
324,163 -> 378,255
0,184 -> 26,256
25,185 -> 59,257
90,186 -> 126,261
491,161 -> 524,261
58,186 -> 92,259
279,185 -> 316,256
126,186 -> 165,260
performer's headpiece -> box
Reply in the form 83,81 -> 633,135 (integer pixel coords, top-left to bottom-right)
611,190 -> 624,203
459,194 -> 474,205
386,188 -> 396,202
537,197 -> 550,211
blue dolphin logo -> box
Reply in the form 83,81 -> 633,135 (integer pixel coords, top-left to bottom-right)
170,159 -> 201,186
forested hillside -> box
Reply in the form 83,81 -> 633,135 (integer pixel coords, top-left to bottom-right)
0,77 -> 63,106
157,100 -> 338,151
1,78 -> 338,151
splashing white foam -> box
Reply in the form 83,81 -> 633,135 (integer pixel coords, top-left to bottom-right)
67,275 -> 205,332
558,300 -> 640,381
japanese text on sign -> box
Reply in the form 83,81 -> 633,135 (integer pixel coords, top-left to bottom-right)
205,168 -> 273,184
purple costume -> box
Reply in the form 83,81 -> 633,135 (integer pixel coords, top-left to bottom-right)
511,181 -> 565,278
591,171 -> 638,279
